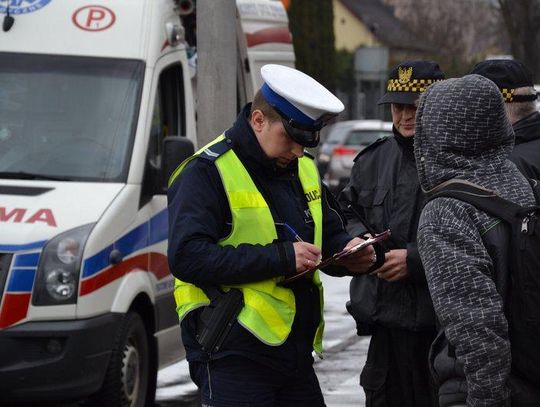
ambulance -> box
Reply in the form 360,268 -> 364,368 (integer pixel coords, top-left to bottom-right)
0,0 -> 293,405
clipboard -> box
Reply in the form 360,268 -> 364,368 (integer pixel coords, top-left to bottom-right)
280,230 -> 391,285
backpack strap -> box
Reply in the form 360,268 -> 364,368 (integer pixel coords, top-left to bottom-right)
528,178 -> 540,203
426,179 -> 522,225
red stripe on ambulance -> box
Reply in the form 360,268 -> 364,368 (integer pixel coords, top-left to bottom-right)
0,293 -> 32,329
80,252 -> 170,296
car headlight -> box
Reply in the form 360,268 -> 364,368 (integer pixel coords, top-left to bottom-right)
33,223 -> 94,306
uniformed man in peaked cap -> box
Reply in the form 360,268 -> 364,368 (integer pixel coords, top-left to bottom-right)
339,60 -> 445,407
167,64 -> 379,406
471,59 -> 540,180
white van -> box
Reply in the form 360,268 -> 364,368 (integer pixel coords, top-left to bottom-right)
0,1 -> 196,405
0,0 -> 293,405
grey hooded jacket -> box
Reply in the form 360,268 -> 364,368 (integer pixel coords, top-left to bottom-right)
415,75 -> 537,407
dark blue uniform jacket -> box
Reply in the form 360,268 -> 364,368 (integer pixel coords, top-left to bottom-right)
511,111 -> 540,180
167,105 -> 352,374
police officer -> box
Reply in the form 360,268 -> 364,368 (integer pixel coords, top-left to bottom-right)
339,60 -> 445,406
471,59 -> 540,180
168,64 -> 377,406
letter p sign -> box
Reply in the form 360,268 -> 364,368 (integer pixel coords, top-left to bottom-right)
73,5 -> 116,32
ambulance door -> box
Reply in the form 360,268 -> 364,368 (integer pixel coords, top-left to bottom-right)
142,57 -> 189,367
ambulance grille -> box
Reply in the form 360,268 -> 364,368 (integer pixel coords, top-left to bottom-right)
0,253 -> 12,299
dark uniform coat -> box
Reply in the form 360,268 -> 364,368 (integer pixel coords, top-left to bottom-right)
339,130 -> 436,334
510,111 -> 540,180
167,105 -> 352,374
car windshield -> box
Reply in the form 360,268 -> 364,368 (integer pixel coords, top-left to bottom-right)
345,130 -> 390,146
0,53 -> 144,182
325,125 -> 354,144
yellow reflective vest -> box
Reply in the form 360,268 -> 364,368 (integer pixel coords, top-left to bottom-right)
169,135 -> 325,353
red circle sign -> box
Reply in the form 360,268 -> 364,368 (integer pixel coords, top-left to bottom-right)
72,5 -> 116,32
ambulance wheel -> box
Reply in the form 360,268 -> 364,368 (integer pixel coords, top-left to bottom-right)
92,312 -> 150,407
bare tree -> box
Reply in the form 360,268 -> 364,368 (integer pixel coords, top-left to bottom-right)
383,0 -> 506,74
498,0 -> 540,80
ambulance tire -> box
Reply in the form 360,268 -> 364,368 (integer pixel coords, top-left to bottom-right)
91,312 -> 150,407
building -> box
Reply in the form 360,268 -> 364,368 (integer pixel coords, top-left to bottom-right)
333,0 -> 433,64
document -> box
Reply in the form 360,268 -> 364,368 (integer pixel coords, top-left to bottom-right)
280,230 -> 391,285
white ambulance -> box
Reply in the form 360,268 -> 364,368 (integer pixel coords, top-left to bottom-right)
0,0 -> 293,406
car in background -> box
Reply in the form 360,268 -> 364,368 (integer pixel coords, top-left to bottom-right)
317,120 -> 392,193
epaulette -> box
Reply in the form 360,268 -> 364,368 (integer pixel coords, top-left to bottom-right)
198,137 -> 233,162
304,150 -> 315,160
353,136 -> 390,162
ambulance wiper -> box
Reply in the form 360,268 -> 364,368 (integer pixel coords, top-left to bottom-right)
0,171 -> 72,181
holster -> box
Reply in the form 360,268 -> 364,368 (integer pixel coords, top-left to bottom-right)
196,287 -> 244,354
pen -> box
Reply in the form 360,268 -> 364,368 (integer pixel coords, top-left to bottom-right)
282,223 -> 304,242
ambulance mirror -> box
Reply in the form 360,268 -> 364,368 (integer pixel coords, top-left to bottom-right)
163,136 -> 195,185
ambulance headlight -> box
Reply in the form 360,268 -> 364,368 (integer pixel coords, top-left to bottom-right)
45,269 -> 76,300
57,238 -> 80,264
33,224 -> 94,306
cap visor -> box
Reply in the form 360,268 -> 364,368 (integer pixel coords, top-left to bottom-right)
289,129 -> 320,148
282,119 -> 320,148
378,91 -> 419,105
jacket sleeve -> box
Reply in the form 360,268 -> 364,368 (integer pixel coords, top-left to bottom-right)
167,159 -> 295,287
321,184 -> 353,256
417,201 -> 511,407
338,176 -> 369,238
318,184 -> 357,277
406,242 -> 427,285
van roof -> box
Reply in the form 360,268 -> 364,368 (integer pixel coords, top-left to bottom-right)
0,0 -> 183,61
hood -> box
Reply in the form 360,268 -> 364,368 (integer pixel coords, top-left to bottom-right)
0,181 -> 124,250
414,74 -> 515,193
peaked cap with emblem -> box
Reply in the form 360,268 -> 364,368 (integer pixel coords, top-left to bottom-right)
260,64 -> 344,147
378,60 -> 445,105
470,59 -> 538,103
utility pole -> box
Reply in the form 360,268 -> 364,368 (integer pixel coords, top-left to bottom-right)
196,0 -> 237,147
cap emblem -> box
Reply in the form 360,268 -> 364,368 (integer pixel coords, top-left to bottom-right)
398,67 -> 413,84
501,88 -> 515,102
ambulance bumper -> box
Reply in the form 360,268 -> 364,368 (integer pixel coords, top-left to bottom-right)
0,313 -> 123,402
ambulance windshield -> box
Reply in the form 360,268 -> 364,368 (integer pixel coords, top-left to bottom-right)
0,53 -> 144,182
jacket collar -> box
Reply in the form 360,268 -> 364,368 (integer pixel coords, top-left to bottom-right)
226,104 -> 298,176
513,111 -> 540,144
393,126 -> 415,158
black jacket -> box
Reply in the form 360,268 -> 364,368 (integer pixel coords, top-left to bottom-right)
338,129 -> 436,334
167,105 -> 352,373
510,111 -> 540,180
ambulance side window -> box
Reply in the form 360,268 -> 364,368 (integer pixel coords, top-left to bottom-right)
149,64 -> 186,166
143,64 -> 186,200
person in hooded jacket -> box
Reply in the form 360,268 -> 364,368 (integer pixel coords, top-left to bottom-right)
168,64 -> 378,407
471,59 -> 540,180
339,60 -> 444,406
415,74 -> 540,406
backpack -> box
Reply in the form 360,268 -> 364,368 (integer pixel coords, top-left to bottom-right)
428,179 -> 540,385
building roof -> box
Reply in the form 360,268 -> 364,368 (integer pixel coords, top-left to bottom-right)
340,0 -> 434,53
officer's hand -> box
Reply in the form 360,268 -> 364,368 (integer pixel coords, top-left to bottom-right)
293,242 -> 322,274
336,237 -> 375,274
372,249 -> 408,282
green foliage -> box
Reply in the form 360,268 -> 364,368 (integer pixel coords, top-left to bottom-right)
334,49 -> 355,91
288,0 -> 337,91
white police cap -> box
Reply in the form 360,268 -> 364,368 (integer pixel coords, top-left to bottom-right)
260,64 -> 344,131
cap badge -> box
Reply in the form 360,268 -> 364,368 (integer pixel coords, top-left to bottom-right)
398,67 -> 413,84
501,88 -> 515,102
